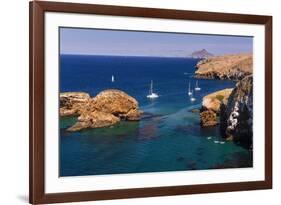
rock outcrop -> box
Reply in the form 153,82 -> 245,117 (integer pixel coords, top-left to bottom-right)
200,88 -> 233,127
60,89 -> 142,131
86,90 -> 141,121
200,110 -> 218,127
60,92 -> 90,117
220,75 -> 253,148
202,88 -> 233,113
195,54 -> 252,80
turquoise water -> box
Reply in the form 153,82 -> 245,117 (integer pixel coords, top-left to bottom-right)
59,55 -> 252,176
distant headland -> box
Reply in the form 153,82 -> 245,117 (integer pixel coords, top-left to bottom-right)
195,53 -> 252,80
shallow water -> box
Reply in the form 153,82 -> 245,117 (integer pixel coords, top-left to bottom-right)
59,55 -> 252,176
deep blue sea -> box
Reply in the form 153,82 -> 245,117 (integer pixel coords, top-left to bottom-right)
59,55 -> 252,177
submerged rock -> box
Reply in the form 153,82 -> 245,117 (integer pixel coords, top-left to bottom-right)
220,75 -> 253,148
67,111 -> 120,131
60,89 -> 142,131
189,108 -> 200,113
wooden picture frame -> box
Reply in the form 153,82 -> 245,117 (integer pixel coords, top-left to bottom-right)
29,1 -> 272,204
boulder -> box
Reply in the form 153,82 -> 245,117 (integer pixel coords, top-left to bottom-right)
200,110 -> 218,127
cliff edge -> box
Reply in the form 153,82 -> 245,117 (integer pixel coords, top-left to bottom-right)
199,75 -> 253,148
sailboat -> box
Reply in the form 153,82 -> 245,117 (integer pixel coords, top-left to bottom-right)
147,80 -> 159,99
190,90 -> 196,102
195,80 -> 201,91
188,82 -> 192,96
111,75 -> 115,83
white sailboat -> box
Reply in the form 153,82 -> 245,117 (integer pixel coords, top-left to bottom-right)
111,75 -> 115,82
147,80 -> 159,99
195,80 -> 201,91
190,90 -> 196,102
188,82 -> 192,96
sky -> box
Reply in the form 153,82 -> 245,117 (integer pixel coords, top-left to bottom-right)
60,27 -> 253,57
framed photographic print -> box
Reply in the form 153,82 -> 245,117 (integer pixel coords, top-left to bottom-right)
29,1 -> 272,204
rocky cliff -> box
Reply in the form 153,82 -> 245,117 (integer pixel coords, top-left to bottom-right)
60,89 -> 142,131
195,54 -> 252,80
220,75 -> 253,148
199,76 -> 253,148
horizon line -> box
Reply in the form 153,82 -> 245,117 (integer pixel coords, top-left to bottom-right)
60,52 -> 252,58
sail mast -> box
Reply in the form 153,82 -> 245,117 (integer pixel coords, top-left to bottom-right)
195,80 -> 201,91
147,80 -> 159,99
150,80 -> 153,94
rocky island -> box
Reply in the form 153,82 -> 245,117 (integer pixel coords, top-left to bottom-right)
189,49 -> 214,59
195,53 -> 252,80
60,89 -> 142,131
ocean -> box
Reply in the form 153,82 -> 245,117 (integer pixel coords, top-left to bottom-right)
59,55 -> 252,177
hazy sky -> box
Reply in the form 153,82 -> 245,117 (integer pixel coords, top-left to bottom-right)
60,27 -> 253,57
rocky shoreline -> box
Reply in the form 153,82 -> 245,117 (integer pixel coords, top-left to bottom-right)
195,54 -> 252,80
199,75 -> 253,149
60,89 -> 142,131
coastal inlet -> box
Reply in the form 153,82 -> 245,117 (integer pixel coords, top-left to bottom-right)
59,54 -> 253,176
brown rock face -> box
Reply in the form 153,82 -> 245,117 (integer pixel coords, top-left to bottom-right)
195,54 -> 252,80
202,88 -> 233,113
88,89 -> 141,120
60,89 -> 142,131
200,88 -> 233,127
200,110 -> 218,127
